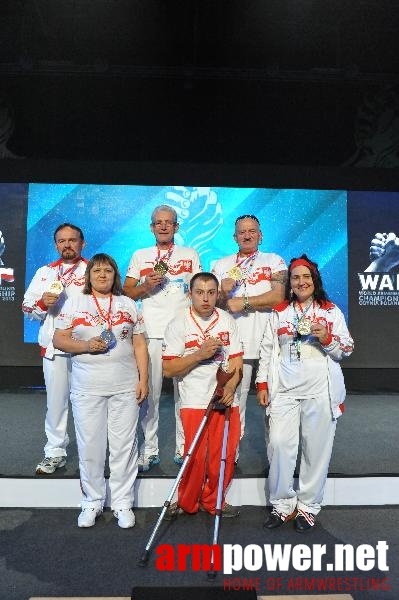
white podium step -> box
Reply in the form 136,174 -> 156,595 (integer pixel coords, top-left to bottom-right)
1,475 -> 399,508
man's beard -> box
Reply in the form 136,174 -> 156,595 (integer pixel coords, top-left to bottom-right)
62,249 -> 77,260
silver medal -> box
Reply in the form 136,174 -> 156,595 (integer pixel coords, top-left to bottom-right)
100,329 -> 117,348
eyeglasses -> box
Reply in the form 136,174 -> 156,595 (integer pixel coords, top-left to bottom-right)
235,214 -> 260,225
152,220 -> 177,227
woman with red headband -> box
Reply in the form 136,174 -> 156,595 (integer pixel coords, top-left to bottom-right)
256,254 -> 354,532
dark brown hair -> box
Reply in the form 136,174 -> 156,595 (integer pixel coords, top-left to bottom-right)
83,253 -> 122,295
53,223 -> 84,242
285,253 -> 330,306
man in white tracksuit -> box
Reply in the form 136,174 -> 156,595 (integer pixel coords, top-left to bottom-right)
123,205 -> 202,471
22,223 -> 87,474
212,214 -> 286,458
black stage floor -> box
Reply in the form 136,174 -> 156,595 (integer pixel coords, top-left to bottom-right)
1,505 -> 398,600
1,389 -> 399,600
0,389 -> 399,478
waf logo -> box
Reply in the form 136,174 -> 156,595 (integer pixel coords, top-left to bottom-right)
358,272 -> 399,291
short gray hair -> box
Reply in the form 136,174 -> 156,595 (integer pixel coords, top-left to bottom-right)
151,205 -> 178,224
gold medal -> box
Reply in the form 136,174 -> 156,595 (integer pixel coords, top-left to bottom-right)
154,260 -> 168,275
48,281 -> 63,295
297,318 -> 312,336
227,266 -> 242,281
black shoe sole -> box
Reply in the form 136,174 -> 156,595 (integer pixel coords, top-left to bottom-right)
295,523 -> 315,533
263,518 -> 284,529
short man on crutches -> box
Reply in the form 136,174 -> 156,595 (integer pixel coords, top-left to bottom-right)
162,272 -> 243,518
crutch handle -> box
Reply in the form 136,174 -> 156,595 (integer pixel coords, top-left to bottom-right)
212,366 -> 236,400
212,401 -> 227,411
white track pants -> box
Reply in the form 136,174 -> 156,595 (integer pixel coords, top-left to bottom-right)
139,338 -> 183,458
267,392 -> 336,516
236,359 -> 256,439
71,391 -> 140,510
42,354 -> 71,458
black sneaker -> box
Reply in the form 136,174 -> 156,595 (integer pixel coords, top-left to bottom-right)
295,509 -> 315,532
264,508 -> 297,529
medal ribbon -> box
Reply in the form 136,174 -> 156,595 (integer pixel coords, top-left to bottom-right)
156,243 -> 174,266
234,251 -> 258,294
58,258 -> 82,285
91,292 -> 113,331
189,307 -> 220,341
293,299 -> 314,327
235,250 -> 258,274
293,300 -> 314,359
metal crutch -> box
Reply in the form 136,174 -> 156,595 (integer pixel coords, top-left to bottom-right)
207,403 -> 232,579
138,367 -> 235,567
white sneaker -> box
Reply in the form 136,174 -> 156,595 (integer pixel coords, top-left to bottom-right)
138,454 -> 160,472
78,507 -> 102,528
173,452 -> 184,465
36,456 -> 66,474
114,508 -> 135,528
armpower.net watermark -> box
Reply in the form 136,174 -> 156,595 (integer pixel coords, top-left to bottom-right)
155,541 -> 390,593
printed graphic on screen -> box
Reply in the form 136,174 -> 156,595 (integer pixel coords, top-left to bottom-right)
0,183 -> 29,365
349,191 -> 399,308
25,184 -> 348,342
0,184 -> 21,299
347,191 -> 399,368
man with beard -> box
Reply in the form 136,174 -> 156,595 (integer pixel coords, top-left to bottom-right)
23,223 -> 87,474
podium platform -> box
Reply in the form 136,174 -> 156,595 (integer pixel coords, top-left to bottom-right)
1,389 -> 399,507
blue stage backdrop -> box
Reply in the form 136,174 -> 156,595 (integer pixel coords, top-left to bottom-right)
24,184 -> 347,343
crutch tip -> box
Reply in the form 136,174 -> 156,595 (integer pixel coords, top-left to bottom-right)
207,570 -> 217,579
138,550 -> 150,567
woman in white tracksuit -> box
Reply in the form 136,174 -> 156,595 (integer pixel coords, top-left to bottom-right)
53,253 -> 148,529
256,254 -> 354,532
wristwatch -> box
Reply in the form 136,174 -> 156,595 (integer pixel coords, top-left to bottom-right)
243,295 -> 252,312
